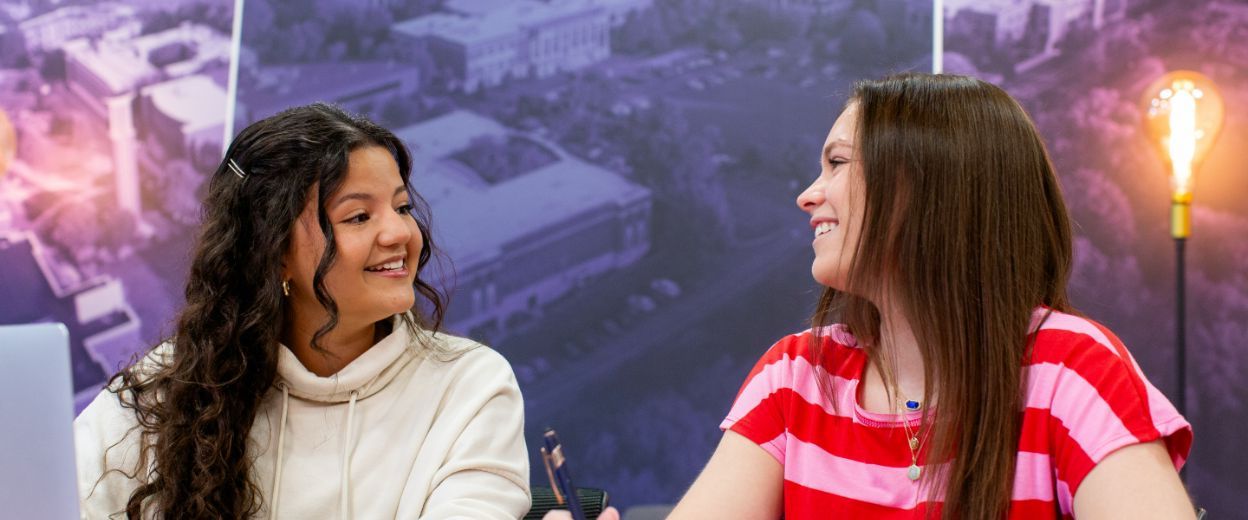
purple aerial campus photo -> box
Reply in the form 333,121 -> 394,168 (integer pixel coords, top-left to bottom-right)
0,0 -> 1244,513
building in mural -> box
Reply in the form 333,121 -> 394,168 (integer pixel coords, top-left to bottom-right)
0,233 -> 141,386
17,3 -> 141,54
393,0 -> 611,92
63,22 -> 230,217
395,110 -> 651,339
137,74 -> 226,171
945,0 -> 1129,69
590,0 -> 653,27
63,22 -> 230,120
237,61 -> 419,125
134,74 -> 226,223
743,0 -> 844,13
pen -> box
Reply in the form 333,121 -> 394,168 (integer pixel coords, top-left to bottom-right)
540,428 -> 587,520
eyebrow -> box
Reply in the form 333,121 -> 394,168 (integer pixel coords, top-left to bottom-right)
331,186 -> 408,209
822,140 -> 855,158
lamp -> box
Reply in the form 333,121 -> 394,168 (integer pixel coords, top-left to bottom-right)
1140,70 -> 1225,418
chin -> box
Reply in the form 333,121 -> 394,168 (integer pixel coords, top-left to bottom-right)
384,293 -> 417,316
812,271 -> 847,291
811,265 -> 837,288
352,294 -> 413,322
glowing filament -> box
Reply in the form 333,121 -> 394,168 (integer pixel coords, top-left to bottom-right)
1167,86 -> 1197,199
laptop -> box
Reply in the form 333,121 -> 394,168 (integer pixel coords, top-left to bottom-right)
0,323 -> 82,519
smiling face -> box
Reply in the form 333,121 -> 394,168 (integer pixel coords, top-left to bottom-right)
283,145 -> 422,329
797,103 -> 865,291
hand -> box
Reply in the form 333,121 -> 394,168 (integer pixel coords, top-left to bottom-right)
542,506 -> 621,520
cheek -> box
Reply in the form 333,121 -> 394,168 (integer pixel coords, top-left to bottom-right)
334,235 -> 374,273
310,235 -> 366,291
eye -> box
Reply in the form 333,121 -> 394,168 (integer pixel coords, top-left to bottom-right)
396,204 -> 413,216
344,212 -> 370,224
827,157 -> 848,169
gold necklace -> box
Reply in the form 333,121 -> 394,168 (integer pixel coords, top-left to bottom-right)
899,397 -> 925,481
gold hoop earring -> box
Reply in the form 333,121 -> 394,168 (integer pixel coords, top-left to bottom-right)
282,280 -> 290,297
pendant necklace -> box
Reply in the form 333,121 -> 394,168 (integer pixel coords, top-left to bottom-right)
899,396 -> 925,481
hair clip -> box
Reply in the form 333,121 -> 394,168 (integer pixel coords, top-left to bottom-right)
227,159 -> 248,180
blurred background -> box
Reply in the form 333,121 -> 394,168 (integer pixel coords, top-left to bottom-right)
0,0 -> 1243,512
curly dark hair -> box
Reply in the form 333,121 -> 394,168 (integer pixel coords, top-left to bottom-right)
105,103 -> 446,518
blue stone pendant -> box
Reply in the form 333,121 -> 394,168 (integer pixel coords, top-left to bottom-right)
905,400 -> 921,411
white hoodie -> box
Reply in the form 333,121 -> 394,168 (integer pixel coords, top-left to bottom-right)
74,317 -> 530,519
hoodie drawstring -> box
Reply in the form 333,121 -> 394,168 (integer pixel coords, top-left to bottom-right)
340,390 -> 359,520
269,384 -> 290,520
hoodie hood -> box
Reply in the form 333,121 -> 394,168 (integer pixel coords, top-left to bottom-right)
268,314 -> 429,519
276,315 -> 424,403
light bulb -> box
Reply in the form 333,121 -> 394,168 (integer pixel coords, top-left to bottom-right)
1141,71 -> 1225,238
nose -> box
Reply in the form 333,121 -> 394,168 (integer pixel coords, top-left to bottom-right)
796,176 -> 825,213
377,208 -> 414,248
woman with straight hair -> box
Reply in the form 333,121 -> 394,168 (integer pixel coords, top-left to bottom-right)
74,103 -> 530,519
664,73 -> 1195,519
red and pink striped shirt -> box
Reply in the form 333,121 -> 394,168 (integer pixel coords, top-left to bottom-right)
721,309 -> 1191,518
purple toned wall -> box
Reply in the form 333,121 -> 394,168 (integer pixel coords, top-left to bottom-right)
0,0 -> 1242,513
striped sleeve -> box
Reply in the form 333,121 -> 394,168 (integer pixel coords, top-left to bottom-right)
719,334 -> 804,463
1030,312 -> 1193,504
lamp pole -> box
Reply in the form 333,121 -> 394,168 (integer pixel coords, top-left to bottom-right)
1172,198 -> 1188,417
1141,70 -> 1223,428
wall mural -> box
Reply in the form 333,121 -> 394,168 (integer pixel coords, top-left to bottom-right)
1,0 -> 1242,512
235,0 -> 930,506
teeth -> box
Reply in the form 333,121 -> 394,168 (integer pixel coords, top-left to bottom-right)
815,222 -> 837,237
367,258 -> 405,271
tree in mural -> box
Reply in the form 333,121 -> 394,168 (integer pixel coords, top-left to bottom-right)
839,9 -> 888,66
613,0 -> 799,55
1189,208 -> 1248,411
576,354 -> 741,505
625,100 -> 734,250
141,3 -> 234,35
152,159 -> 206,226
245,0 -> 396,64
453,135 -> 558,185
612,5 -> 676,54
547,73 -> 622,151
39,194 -> 137,271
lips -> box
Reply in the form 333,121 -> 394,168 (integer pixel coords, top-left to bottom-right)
365,256 -> 405,272
811,218 -> 839,239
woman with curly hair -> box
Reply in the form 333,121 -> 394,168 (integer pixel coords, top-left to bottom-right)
74,103 -> 529,519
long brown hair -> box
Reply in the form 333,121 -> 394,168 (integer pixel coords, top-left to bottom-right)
102,104 -> 446,518
812,73 -> 1074,518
